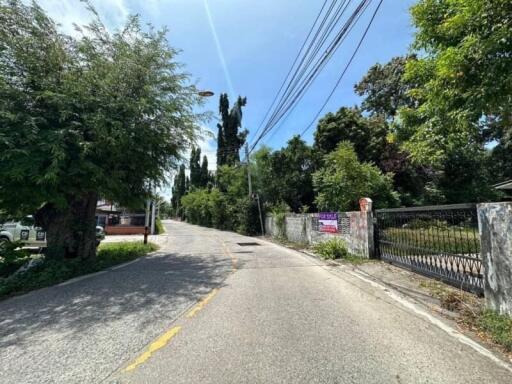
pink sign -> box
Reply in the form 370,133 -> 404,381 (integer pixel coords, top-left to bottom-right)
319,212 -> 338,233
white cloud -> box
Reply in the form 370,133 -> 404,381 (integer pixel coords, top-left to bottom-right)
197,127 -> 218,171
36,0 -> 129,35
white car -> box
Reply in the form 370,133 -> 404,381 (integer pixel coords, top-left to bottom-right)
0,216 -> 46,249
0,216 -> 105,249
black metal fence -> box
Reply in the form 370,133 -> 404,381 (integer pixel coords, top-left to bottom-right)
375,203 -> 483,294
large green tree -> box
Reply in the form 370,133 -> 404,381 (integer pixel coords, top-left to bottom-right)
313,142 -> 399,211
0,1 -> 202,259
399,0 -> 512,172
355,56 -> 417,119
313,107 -> 387,164
253,136 -> 315,212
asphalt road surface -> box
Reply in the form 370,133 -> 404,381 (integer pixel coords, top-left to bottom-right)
1,220 -> 511,384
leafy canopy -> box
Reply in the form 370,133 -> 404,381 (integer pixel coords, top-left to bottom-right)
0,0 -> 202,215
399,0 -> 512,166
313,142 -> 399,211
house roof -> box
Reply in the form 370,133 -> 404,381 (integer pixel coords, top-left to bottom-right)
494,180 -> 512,190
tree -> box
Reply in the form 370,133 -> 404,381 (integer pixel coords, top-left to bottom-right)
189,147 -> 202,188
200,155 -> 209,187
399,0 -> 512,169
355,56 -> 417,119
0,1 -> 201,259
253,137 -> 315,212
216,93 -> 248,166
171,164 -> 187,214
313,142 -> 399,211
313,107 -> 387,164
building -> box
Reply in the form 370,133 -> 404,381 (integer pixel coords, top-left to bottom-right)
96,200 -> 147,235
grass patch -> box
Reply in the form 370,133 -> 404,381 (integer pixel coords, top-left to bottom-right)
477,310 -> 512,351
342,254 -> 371,265
0,241 -> 158,300
420,280 -> 512,352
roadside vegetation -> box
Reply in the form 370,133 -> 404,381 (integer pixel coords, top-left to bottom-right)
420,281 -> 512,353
170,0 -> 510,233
0,242 -> 158,299
311,238 -> 369,265
155,218 -> 166,235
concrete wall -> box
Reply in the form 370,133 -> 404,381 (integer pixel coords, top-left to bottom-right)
478,202 -> 512,315
266,211 -> 374,258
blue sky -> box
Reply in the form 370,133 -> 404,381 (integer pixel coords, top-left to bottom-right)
39,0 -> 417,171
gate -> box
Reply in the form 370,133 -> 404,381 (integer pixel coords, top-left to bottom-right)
375,204 -> 483,294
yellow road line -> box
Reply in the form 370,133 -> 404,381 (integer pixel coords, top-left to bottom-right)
186,288 -> 219,318
220,240 -> 237,272
124,326 -> 182,372
122,239 -> 231,374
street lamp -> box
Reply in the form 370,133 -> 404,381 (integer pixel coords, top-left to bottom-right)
197,90 -> 215,97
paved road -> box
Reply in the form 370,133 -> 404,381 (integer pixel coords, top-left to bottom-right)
1,221 -> 511,383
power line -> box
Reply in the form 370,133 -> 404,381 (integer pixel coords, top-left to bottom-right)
250,0 -> 331,143
248,0 -> 374,153
259,0 -> 370,138
300,0 -> 383,137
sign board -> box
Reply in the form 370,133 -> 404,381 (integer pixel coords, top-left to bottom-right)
318,212 -> 338,233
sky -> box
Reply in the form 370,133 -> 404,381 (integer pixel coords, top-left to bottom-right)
37,0 -> 417,175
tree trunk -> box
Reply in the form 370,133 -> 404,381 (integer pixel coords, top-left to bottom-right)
35,192 -> 98,260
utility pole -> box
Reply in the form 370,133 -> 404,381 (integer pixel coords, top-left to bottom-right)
253,193 -> 265,236
144,199 -> 150,244
150,200 -> 156,235
245,143 -> 252,197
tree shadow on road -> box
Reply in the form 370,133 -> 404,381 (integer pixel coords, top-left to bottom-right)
0,250 -> 238,348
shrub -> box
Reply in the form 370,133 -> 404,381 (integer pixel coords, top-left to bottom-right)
313,238 -> 349,260
271,202 -> 290,239
236,197 -> 261,236
0,241 -> 30,278
155,218 -> 165,234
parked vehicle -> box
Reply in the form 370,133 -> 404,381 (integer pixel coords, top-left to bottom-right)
0,216 -> 105,250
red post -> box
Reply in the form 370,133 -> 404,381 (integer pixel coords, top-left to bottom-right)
144,226 -> 149,245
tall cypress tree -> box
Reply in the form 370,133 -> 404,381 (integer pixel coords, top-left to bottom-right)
216,93 -> 248,167
172,164 -> 187,214
190,147 -> 201,188
200,155 -> 209,187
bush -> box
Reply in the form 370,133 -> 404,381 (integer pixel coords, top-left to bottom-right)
271,202 -> 290,239
0,241 -> 158,299
155,218 -> 165,234
181,188 -> 262,235
235,197 -> 261,236
313,238 -> 349,260
0,241 -> 30,278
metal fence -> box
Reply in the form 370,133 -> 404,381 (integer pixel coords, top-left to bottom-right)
375,203 -> 483,294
